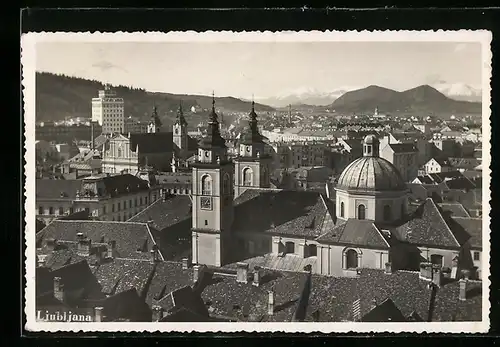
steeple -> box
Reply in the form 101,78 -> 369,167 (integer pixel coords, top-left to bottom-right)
175,100 -> 188,126
240,97 -> 264,146
148,103 -> 162,133
198,92 -> 226,150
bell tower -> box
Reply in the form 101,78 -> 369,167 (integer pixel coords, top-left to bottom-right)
147,105 -> 162,133
191,94 -> 234,267
234,99 -> 272,198
172,101 -> 188,158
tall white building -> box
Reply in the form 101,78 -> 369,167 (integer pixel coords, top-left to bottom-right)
91,84 -> 125,135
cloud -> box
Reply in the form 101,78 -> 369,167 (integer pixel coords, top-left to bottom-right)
91,60 -> 128,73
454,43 -> 467,53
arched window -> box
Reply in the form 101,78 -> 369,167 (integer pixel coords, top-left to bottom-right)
243,168 -> 253,186
383,205 -> 392,221
357,204 -> 366,220
201,175 -> 212,195
340,202 -> 345,218
346,249 -> 358,269
223,173 -> 231,194
285,241 -> 295,254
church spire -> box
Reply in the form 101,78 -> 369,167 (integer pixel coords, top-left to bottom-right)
240,95 -> 263,145
175,100 -> 188,126
148,103 -> 162,133
198,91 -> 226,150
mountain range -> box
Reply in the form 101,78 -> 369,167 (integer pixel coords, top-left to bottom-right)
35,72 -> 275,125
330,85 -> 481,114
259,83 -> 482,107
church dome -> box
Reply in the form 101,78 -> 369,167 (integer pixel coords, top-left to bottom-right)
336,135 -> 406,192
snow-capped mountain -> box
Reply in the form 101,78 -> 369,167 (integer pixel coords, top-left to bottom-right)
432,82 -> 482,102
256,86 -> 360,107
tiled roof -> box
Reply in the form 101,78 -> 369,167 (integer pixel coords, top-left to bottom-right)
448,158 -> 481,170
360,298 -> 406,322
36,179 -> 82,201
94,258 -> 156,297
93,134 -> 109,149
393,198 -> 470,249
156,173 -> 192,185
388,143 -> 418,153
100,174 -> 150,198
232,190 -> 329,238
223,253 -> 318,273
128,195 -> 192,261
450,217 -> 482,250
57,210 -> 90,221
441,177 -> 477,191
438,203 -> 470,218
414,176 -> 434,184
316,219 -> 390,249
130,133 -> 174,153
408,184 -> 431,201
102,287 -> 152,322
36,220 -> 161,261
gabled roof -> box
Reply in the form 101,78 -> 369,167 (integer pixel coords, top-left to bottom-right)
388,143 -> 418,154
450,217 -> 482,250
36,179 -> 82,201
100,174 -> 150,197
447,157 -> 481,170
393,198 -> 470,249
232,190 -> 329,238
428,157 -> 451,167
438,203 -> 470,218
37,220 -> 161,260
413,176 -> 434,184
361,298 -> 406,322
316,219 -> 390,249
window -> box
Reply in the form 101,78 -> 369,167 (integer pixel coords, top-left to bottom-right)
123,201 -> 127,209
223,173 -> 231,194
473,252 -> 480,261
346,249 -> 358,269
340,202 -> 345,218
112,204 -> 115,213
103,206 -> 107,214
130,200 -> 132,208
204,219 -> 208,226
69,207 -> 74,215
118,202 -> 121,211
49,207 -> 54,215
38,206 -> 44,215
308,244 -> 317,257
383,205 -> 392,221
58,207 -> 63,215
285,241 -> 295,254
145,197 -> 148,205
135,199 -> 137,207
201,175 -> 212,195
430,254 -> 443,266
243,168 -> 253,186
153,194 -> 157,201
140,197 -> 143,205
357,204 -> 366,220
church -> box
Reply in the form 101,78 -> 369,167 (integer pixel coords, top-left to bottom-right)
132,97 -> 480,280
101,103 -> 198,175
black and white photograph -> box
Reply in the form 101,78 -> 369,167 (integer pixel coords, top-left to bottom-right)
22,31 -> 491,333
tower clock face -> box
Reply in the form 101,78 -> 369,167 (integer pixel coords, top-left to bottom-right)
200,196 -> 212,210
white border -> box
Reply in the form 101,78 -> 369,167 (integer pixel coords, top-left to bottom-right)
22,30 -> 492,333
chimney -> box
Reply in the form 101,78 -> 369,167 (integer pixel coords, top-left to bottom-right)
268,289 -> 275,315
182,258 -> 190,270
459,279 -> 467,301
385,262 -> 392,274
150,246 -> 160,264
76,232 -> 84,240
37,255 -> 46,268
107,240 -> 116,259
432,265 -> 443,287
236,262 -> 249,284
46,238 -> 58,252
152,305 -> 164,322
419,262 -> 432,280
94,306 -> 103,322
252,266 -> 262,287
53,276 -> 64,302
193,265 -> 201,283
77,238 -> 91,256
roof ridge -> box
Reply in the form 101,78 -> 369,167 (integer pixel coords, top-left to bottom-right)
371,223 -> 391,248
428,198 -> 462,248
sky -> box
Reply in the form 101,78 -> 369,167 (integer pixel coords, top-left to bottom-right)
35,41 -> 482,98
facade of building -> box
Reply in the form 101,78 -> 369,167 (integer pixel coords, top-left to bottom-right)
379,143 -> 419,183
91,85 -> 125,135
36,174 -> 161,224
124,116 -> 149,134
424,157 -> 453,174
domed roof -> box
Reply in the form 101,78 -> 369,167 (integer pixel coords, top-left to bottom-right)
336,156 -> 406,192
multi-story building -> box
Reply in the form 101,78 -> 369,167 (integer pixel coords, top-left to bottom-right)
91,85 -> 125,135
124,116 -> 149,134
380,143 -> 418,182
270,141 -> 328,170
36,122 -> 102,143
35,173 -> 161,224
423,157 -> 453,174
